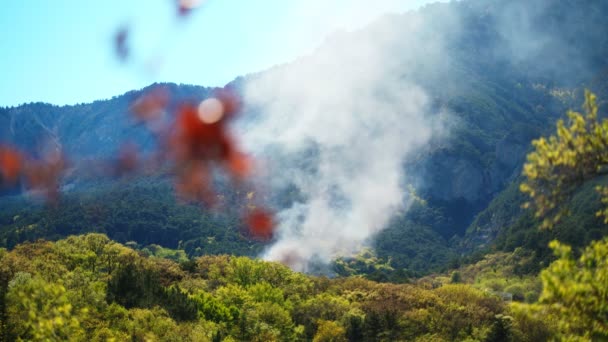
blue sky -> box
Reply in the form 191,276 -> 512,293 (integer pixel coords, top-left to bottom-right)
0,0 -> 442,106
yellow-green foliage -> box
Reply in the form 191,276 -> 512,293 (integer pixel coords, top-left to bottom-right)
313,320 -> 347,342
0,234 -> 549,341
143,244 -> 189,263
7,275 -> 86,341
333,247 -> 394,279
521,90 -> 608,229
514,238 -> 608,340
420,250 -> 542,303
532,239 -> 608,340
516,90 -> 608,340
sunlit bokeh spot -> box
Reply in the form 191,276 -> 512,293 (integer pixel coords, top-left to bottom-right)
197,97 -> 224,124
179,0 -> 203,9
177,0 -> 204,16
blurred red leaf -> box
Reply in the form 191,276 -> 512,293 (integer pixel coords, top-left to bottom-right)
115,27 -> 129,61
174,161 -> 214,205
130,87 -> 169,122
171,102 -> 232,162
23,150 -> 67,203
177,0 -> 201,17
115,143 -> 139,176
226,150 -> 251,179
246,209 -> 275,240
33,13 -> 272,239
0,146 -> 23,185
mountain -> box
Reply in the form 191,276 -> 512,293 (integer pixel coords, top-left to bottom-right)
1,0 -> 608,276
0,83 -> 213,159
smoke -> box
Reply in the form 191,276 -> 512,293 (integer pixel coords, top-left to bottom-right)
234,0 -> 608,272
240,8 -> 456,271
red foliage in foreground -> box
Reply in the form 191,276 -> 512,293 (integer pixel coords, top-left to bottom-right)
114,143 -> 139,176
5,4 -> 276,241
0,146 -> 22,185
174,161 -> 214,205
0,86 -> 275,239
246,209 -> 275,241
155,88 -> 272,235
23,151 -> 67,203
0,146 -> 66,203
130,87 -> 169,122
171,102 -> 232,162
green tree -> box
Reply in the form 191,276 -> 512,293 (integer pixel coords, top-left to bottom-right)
513,238 -> 608,340
543,239 -> 608,338
517,90 -> 608,339
485,314 -> 513,342
6,276 -> 87,341
106,262 -> 163,309
313,320 -> 347,342
520,90 -> 608,228
450,271 -> 462,284
0,233 -> 524,341
162,285 -> 198,322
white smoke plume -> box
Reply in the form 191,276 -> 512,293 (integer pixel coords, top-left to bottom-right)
240,8 -> 456,271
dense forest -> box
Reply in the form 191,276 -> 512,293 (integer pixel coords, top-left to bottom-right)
0,233 -> 573,341
2,232 -> 605,341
